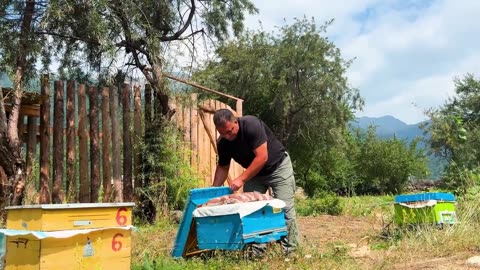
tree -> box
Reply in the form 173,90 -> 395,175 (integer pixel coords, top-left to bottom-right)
353,127 -> 428,194
0,0 -> 46,205
425,74 -> 480,193
193,18 -> 363,193
1,0 -> 257,204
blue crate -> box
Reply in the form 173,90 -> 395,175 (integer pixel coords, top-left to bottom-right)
171,187 -> 232,258
195,204 -> 287,250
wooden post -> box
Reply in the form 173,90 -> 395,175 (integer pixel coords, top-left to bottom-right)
110,86 -> 122,202
66,80 -> 76,202
133,85 -> 142,193
102,87 -> 112,202
39,74 -> 51,204
88,86 -> 100,203
52,80 -> 65,204
236,99 -> 243,117
122,84 -> 133,202
78,84 -> 89,203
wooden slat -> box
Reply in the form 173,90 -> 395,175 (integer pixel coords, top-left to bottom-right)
190,94 -> 198,173
102,86 -> 112,202
25,116 -> 36,178
110,86 -> 122,202
133,85 -> 142,193
78,84 -> 89,203
66,80 -> 76,202
122,84 -> 133,202
52,80 -> 65,204
39,74 -> 51,204
88,86 -> 100,203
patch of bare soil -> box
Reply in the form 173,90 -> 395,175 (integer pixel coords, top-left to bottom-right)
297,215 -> 477,270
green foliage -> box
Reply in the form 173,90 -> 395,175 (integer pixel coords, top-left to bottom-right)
296,192 -> 343,216
425,74 -> 480,194
353,126 -> 429,194
139,118 -> 202,212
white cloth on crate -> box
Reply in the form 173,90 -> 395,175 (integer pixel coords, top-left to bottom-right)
192,199 -> 285,218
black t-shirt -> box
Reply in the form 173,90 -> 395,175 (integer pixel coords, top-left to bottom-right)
217,115 -> 285,176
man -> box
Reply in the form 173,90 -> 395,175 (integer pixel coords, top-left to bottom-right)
212,109 -> 299,254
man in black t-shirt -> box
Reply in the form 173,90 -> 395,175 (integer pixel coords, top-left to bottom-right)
212,109 -> 299,254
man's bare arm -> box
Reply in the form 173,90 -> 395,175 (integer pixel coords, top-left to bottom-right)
212,164 -> 230,186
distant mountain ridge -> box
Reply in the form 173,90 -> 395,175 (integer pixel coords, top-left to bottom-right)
351,115 -> 426,141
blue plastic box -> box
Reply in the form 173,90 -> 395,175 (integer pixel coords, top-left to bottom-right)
171,187 -> 232,258
195,203 -> 287,250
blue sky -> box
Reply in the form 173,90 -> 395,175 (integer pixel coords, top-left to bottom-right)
244,0 -> 480,124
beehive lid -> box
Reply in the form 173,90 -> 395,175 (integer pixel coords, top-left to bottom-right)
5,202 -> 135,210
395,192 -> 455,203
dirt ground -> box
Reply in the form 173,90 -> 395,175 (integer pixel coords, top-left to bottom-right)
297,215 -> 478,270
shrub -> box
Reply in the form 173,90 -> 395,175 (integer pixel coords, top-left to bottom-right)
296,192 -> 343,216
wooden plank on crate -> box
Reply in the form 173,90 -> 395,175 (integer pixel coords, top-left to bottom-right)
102,87 -> 112,202
78,84 -> 89,203
122,84 -> 133,202
66,80 -> 76,202
133,85 -> 142,194
88,86 -> 101,203
110,86 -> 123,202
53,80 -> 65,204
39,75 -> 51,204
190,94 -> 198,173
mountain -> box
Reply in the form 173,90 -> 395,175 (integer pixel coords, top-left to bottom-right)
351,115 -> 426,141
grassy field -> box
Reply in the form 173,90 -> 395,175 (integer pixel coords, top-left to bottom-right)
131,193 -> 480,269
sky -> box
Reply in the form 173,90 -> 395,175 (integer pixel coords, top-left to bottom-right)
244,0 -> 480,124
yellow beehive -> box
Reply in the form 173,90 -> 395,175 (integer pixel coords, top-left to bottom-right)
2,203 -> 135,270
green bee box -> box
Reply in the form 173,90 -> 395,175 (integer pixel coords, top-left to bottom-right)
394,192 -> 456,225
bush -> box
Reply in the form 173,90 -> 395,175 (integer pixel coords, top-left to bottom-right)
296,192 -> 343,216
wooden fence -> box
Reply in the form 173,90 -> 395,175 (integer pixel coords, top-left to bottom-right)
8,75 -> 243,204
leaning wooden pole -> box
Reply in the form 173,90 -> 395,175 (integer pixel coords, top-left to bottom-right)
39,74 -> 51,204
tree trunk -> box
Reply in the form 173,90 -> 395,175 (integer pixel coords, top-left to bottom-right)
52,80 -> 65,203
102,87 -> 112,202
1,0 -> 36,206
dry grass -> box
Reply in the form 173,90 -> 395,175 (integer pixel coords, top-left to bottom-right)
131,194 -> 480,269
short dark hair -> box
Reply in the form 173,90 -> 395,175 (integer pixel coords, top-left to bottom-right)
213,109 -> 236,127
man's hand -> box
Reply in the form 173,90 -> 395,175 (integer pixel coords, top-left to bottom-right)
229,177 -> 245,191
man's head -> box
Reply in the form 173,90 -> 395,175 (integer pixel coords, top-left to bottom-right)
214,109 -> 239,141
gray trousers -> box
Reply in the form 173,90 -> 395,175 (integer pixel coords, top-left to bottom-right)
243,152 -> 299,252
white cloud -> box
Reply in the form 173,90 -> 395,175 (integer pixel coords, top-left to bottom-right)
246,0 -> 480,124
